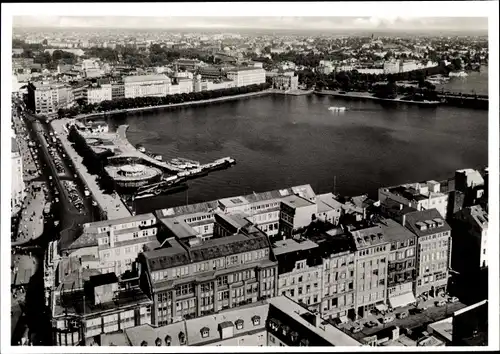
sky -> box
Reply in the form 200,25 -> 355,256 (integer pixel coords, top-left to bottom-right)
12,16 -> 488,32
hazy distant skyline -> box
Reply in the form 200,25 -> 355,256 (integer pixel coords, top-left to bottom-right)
13,16 -> 488,32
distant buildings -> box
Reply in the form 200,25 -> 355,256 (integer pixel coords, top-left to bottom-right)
226,67 -> 266,87
11,137 -> 25,215
123,74 -> 171,98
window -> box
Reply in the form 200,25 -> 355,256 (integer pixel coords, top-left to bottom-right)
217,276 -> 228,286
298,276 -> 303,282
298,287 -> 303,295
235,319 -> 244,330
252,316 -> 260,326
200,327 -> 209,338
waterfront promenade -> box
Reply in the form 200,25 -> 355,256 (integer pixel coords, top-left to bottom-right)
74,89 -> 272,120
51,119 -> 131,221
315,90 -> 440,105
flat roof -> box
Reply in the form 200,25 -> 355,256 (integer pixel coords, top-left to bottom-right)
428,317 -> 453,343
123,74 -> 170,83
160,217 -> 198,239
272,238 -> 319,256
281,194 -> 315,209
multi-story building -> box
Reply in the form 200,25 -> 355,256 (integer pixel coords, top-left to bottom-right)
71,82 -> 88,104
403,209 -> 452,297
379,180 -> 449,219
226,67 -> 266,87
169,77 -> 193,94
137,219 -> 278,326
274,238 -> 323,312
348,222 -> 390,318
279,195 -> 318,237
26,81 -> 73,116
123,75 -> 171,98
11,137 -> 25,215
454,168 -> 485,207
51,272 -> 152,346
266,296 -> 361,346
61,213 -> 160,277
307,230 -> 357,321
452,205 -> 488,272
111,82 -> 125,100
316,193 -> 345,225
271,73 -> 299,91
175,58 -> 203,71
380,218 -> 418,309
87,83 -> 112,104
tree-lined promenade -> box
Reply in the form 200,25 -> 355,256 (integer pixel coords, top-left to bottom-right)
58,83 -> 271,118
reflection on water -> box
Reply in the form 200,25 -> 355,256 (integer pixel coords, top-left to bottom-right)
108,93 -> 488,214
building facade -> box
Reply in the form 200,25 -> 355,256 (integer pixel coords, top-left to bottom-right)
11,137 -> 25,215
226,68 -> 266,87
124,75 -> 171,98
271,74 -> 299,91
349,223 -> 390,318
87,83 -> 112,104
27,81 -> 74,115
403,209 -> 452,297
381,219 -> 418,309
279,195 -> 318,237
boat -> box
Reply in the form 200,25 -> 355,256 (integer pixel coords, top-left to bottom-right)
154,154 -> 163,161
328,106 -> 347,112
134,181 -> 188,199
136,144 -> 146,153
170,158 -> 200,169
449,71 -> 468,77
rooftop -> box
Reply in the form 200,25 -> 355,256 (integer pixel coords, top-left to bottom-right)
379,218 -> 416,243
272,238 -> 319,256
123,74 -> 170,83
125,321 -> 187,347
403,209 -> 452,238
160,217 -> 198,239
11,137 -> 20,154
82,213 -> 156,232
349,224 -> 388,249
281,194 -> 316,209
427,317 -> 453,343
227,67 -> 265,73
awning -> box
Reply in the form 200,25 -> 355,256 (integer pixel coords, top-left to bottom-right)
339,316 -> 348,324
375,304 -> 388,312
389,292 -> 417,308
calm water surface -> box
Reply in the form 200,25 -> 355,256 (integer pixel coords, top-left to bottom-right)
107,94 -> 488,214
435,66 -> 489,95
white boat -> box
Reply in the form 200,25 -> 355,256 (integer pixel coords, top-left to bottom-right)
154,155 -> 163,161
449,71 -> 468,77
328,106 -> 347,112
170,158 -> 200,169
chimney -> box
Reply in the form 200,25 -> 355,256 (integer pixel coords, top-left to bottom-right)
402,214 -> 406,227
399,204 -> 403,211
109,228 -> 115,248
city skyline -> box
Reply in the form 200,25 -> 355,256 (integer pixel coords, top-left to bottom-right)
13,16 -> 489,32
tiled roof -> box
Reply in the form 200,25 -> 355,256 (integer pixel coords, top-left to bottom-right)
350,224 -> 388,249
379,218 -> 416,242
125,322 -> 187,346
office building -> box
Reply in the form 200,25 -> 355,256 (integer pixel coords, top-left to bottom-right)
279,194 -> 318,237
226,67 -> 266,87
380,218 -> 417,308
137,218 -> 278,326
60,213 -> 160,277
111,82 -> 125,100
271,73 -> 299,91
403,209 -> 452,297
274,238 -> 323,312
123,75 -> 171,98
11,137 -> 25,215
379,180 -> 449,219
26,81 -> 74,116
348,222 -> 390,318
87,83 -> 112,104
51,272 -> 152,346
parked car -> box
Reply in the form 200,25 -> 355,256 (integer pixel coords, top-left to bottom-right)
435,300 -> 447,307
448,296 -> 459,303
397,311 -> 409,319
365,320 -> 379,328
382,315 -> 395,324
351,325 -> 363,333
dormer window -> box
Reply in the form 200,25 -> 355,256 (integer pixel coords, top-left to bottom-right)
201,326 -> 210,338
252,315 -> 260,326
290,331 -> 299,342
155,337 -> 162,346
300,338 -> 309,346
282,325 -> 290,336
179,331 -> 186,345
235,319 -> 244,330
164,335 -> 171,346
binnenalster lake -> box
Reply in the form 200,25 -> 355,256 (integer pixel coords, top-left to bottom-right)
107,94 -> 488,214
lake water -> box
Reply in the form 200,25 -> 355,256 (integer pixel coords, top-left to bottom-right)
107,94 -> 488,214
435,66 -> 489,95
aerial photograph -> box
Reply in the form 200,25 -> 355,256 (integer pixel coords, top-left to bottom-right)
3,3 -> 496,350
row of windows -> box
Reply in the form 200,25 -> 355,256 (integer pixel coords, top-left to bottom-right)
389,248 -> 415,261
422,262 -> 447,273
421,251 -> 448,263
185,214 -> 213,223
250,202 -> 280,211
324,293 -> 355,310
359,258 -> 386,268
324,282 -> 354,295
419,232 -> 449,242
357,291 -> 384,304
358,279 -> 384,292
359,245 -> 388,256
420,239 -> 449,252
96,219 -> 153,234
390,239 -> 415,250
324,255 -> 355,269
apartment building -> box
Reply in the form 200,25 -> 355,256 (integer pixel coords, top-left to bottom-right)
452,205 -> 488,272
348,223 -> 390,318
304,229 -> 357,322
226,67 -> 266,87
61,213 -> 160,277
11,137 -> 25,215
316,193 -> 345,225
380,218 -> 418,309
274,238 -> 323,312
403,209 -> 452,297
51,272 -> 152,346
379,180 -> 449,219
123,74 -> 171,98
111,82 -> 125,100
87,83 -> 112,104
279,195 -> 318,237
27,81 -> 74,115
137,219 -> 278,327
266,296 -> 361,346
271,73 -> 299,91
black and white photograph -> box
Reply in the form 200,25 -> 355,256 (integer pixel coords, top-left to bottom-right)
1,1 -> 498,351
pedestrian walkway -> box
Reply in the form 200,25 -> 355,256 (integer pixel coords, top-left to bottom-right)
14,181 -> 47,245
12,111 -> 41,182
